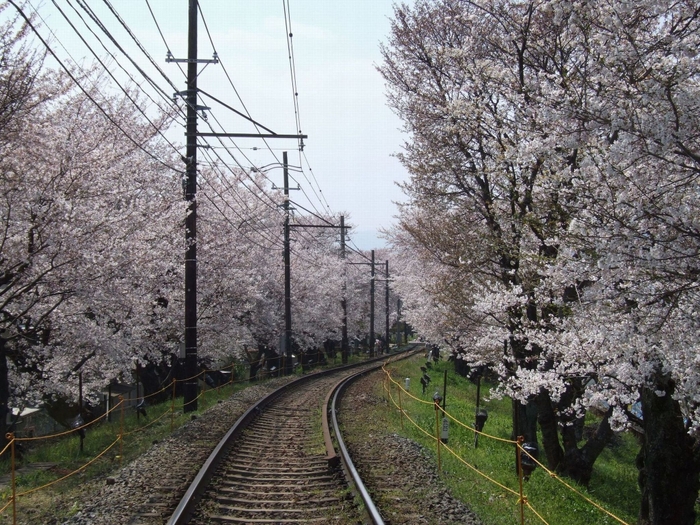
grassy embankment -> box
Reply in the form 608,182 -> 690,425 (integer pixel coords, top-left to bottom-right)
378,353 -> 641,525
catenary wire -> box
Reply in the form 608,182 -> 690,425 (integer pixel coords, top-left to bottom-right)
98,0 -> 183,95
145,0 -> 187,81
66,1 -> 287,251
8,0 -> 183,174
54,0 -> 183,159
197,2 -> 334,230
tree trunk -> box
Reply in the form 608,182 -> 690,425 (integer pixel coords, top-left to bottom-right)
638,378 -> 700,525
512,398 -> 538,474
558,408 -> 613,487
537,387 -> 613,486
0,336 -> 9,449
536,389 -> 564,470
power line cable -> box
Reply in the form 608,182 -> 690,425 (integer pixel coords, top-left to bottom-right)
8,0 -> 183,174
97,0 -> 183,96
51,1 -> 285,252
289,200 -> 335,227
73,0 -> 180,107
197,175 -> 285,251
54,0 -> 183,158
196,3 -> 286,166
196,145 -> 286,243
196,154 -> 286,249
144,0 -> 187,81
196,3 -> 334,231
198,101 -> 284,212
61,1 -> 281,250
283,0 -> 301,144
301,148 -> 333,212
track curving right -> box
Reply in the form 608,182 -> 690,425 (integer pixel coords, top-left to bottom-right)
167,348 -> 421,525
165,354 -> 405,525
190,376 -> 358,524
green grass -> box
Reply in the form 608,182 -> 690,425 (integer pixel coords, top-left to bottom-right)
380,355 -> 641,525
0,380 -> 243,493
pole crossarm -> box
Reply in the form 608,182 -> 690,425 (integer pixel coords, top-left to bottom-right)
193,132 -> 308,139
289,224 -> 340,229
166,50 -> 218,64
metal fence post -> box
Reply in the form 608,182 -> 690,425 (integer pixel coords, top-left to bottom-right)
7,433 -> 16,525
119,396 -> 125,468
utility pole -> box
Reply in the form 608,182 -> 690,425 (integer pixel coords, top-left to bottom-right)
340,216 -> 348,364
397,298 -> 402,345
183,0 -> 199,412
369,250 -> 375,358
170,3 -> 306,402
283,152 -> 293,375
385,260 -> 390,353
282,197 -> 343,370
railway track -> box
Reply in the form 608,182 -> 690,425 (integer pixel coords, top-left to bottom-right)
165,349 -> 419,525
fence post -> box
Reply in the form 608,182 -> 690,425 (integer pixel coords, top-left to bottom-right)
517,436 -> 525,525
7,433 -> 16,525
171,379 -> 176,432
397,385 -> 404,431
434,395 -> 442,473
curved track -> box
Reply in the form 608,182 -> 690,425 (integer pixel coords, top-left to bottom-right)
166,350 -> 417,525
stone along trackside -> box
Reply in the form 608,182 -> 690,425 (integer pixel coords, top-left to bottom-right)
7,378 -> 296,525
6,364 -> 481,525
338,371 -> 482,525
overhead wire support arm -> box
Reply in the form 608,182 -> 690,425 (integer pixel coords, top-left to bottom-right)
166,50 -> 218,64
197,88 -> 279,135
194,132 -> 307,140
289,224 -> 339,229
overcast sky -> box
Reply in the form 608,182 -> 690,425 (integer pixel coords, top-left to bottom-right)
19,1 -> 409,250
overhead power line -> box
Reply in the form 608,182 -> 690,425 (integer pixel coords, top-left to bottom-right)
9,0 -> 183,174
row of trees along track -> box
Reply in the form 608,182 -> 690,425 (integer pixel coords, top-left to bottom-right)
165,346 -> 420,525
380,1 -> 700,523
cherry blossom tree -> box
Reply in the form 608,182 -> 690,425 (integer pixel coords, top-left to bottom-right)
382,0 -> 700,520
0,61 -> 183,440
380,0 -> 593,477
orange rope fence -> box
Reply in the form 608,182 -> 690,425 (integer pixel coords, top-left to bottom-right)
517,443 -> 631,525
0,352 -> 401,521
0,362 -> 242,523
382,364 -> 631,525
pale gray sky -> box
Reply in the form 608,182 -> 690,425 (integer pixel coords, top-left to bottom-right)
21,1 -> 409,250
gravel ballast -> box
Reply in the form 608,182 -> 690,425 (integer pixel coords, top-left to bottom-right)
4,369 -> 482,524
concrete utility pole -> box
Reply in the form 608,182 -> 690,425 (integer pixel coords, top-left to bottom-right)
340,216 -> 349,364
397,298 -> 402,345
169,3 -> 307,407
369,250 -> 375,358
183,0 -> 199,412
385,260 -> 390,352
283,152 -> 293,375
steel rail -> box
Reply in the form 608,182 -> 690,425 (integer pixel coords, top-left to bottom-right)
166,350 -> 412,525
329,344 -> 422,525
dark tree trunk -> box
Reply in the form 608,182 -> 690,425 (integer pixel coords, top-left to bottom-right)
638,377 -> 700,525
0,336 -> 9,449
512,397 -> 538,474
537,387 -> 613,486
558,408 -> 613,487
536,389 -> 564,470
